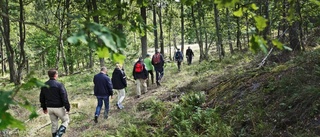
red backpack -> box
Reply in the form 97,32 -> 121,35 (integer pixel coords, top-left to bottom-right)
134,62 -> 143,73
152,53 -> 161,64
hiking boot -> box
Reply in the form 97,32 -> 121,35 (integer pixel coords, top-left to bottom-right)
136,95 -> 140,98
119,104 -> 124,109
55,125 -> 66,137
94,116 -> 98,123
116,103 -> 120,109
52,133 -> 56,137
104,111 -> 108,119
156,81 -> 161,86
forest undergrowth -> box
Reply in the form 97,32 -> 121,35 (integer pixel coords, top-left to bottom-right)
3,46 -> 320,137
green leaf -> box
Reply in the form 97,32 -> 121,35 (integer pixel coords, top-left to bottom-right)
88,40 -> 98,49
272,39 -> 284,50
0,112 -> 25,130
254,16 -> 267,32
310,0 -> 320,6
112,53 -> 126,64
283,45 -> 293,51
214,0 -> 240,8
249,35 -> 267,54
67,35 -> 79,44
97,47 -> 110,58
251,3 -> 259,10
233,8 -> 243,17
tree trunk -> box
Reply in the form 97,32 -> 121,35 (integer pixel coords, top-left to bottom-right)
153,3 -> 158,52
86,0 -> 94,68
180,3 -> 184,55
245,10 -> 250,47
0,37 -> 4,76
16,0 -> 27,85
159,3 -> 164,56
289,1 -> 301,51
296,0 -> 305,51
191,5 -> 204,62
226,8 -> 234,54
65,0 -> 73,74
281,0 -> 287,42
1,0 -> 16,83
140,6 -> 147,58
92,0 -> 105,67
214,4 -> 224,61
236,4 -> 242,51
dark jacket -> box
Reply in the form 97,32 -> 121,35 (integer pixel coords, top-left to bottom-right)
151,52 -> 165,69
186,49 -> 194,57
132,61 -> 148,80
40,79 -> 70,111
93,72 -> 113,96
112,68 -> 127,89
175,51 -> 183,61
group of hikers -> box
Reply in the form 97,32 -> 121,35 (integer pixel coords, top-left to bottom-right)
39,47 -> 194,137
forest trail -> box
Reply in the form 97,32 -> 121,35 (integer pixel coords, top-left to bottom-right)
29,44 -> 202,137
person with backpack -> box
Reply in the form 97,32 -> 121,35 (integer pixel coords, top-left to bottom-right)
151,49 -> 165,86
40,69 -> 70,137
93,67 -> 113,123
132,57 -> 148,98
186,46 -> 194,65
111,63 -> 127,109
174,48 -> 183,71
144,54 -> 154,86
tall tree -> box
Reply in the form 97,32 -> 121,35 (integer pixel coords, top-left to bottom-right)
0,0 -> 16,83
159,2 -> 164,56
180,2 -> 184,54
214,3 -> 224,61
153,3 -> 158,52
226,8 -> 234,54
16,0 -> 27,84
92,0 -> 105,67
140,4 -> 148,58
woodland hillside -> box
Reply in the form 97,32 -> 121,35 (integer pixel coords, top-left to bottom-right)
1,46 -> 320,137
1,0 -> 320,136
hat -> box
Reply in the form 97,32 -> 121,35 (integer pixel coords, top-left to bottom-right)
146,54 -> 150,57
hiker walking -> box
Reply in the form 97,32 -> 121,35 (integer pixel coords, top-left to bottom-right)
186,46 -> 194,65
132,57 -> 148,98
144,54 -> 154,86
40,69 -> 70,137
174,48 -> 183,71
111,63 -> 127,109
152,49 -> 165,86
93,67 -> 113,123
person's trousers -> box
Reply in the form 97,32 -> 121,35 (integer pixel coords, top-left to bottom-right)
47,107 -> 69,133
154,67 -> 164,82
187,57 -> 192,65
115,88 -> 126,105
177,61 -> 182,70
94,96 -> 110,118
147,70 -> 154,84
136,79 -> 147,95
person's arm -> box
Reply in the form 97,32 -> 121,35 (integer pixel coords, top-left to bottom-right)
60,84 -> 70,112
132,63 -> 136,80
121,71 -> 127,87
106,77 -> 114,96
39,87 -> 47,113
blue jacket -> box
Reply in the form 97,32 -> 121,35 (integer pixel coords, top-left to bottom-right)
93,72 -> 113,96
111,68 -> 127,89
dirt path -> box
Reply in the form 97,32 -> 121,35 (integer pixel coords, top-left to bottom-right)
30,44 -> 201,137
